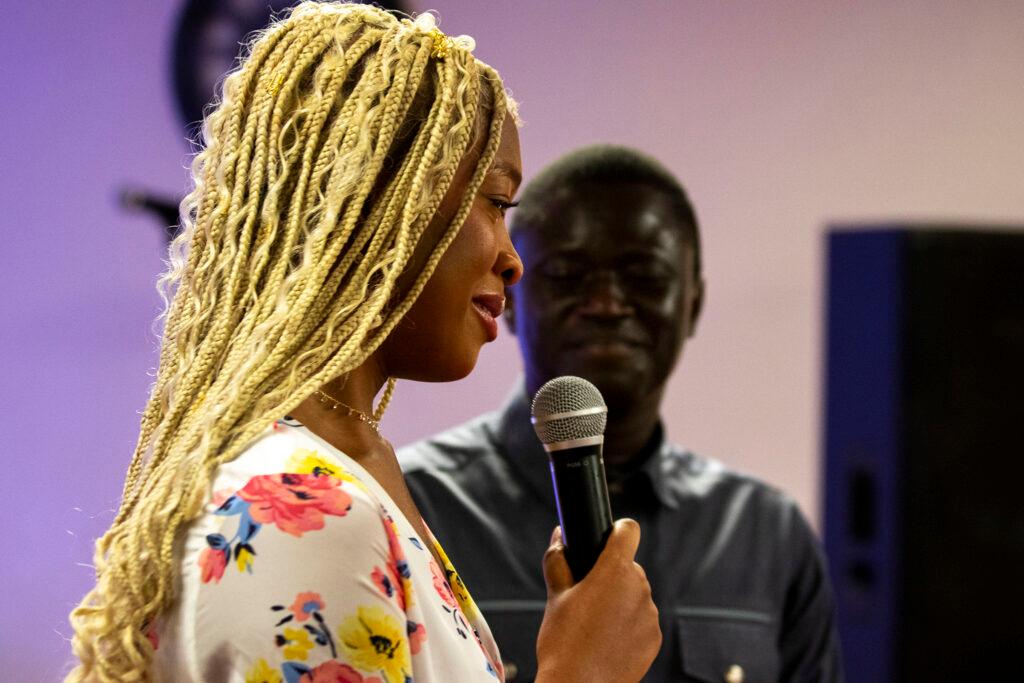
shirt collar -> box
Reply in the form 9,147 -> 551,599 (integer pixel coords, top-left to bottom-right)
491,380 -> 679,511
605,423 -> 680,511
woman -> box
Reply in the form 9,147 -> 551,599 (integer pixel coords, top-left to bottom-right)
68,3 -> 660,681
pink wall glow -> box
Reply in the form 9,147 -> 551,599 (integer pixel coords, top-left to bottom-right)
2,1 -> 1022,680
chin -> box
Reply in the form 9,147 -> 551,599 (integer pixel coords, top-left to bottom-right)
561,364 -> 651,406
595,376 -> 646,404
437,361 -> 477,382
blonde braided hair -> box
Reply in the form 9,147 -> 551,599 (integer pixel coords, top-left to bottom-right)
67,3 -> 514,680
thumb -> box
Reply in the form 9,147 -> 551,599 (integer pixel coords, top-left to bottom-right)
542,526 -> 574,596
601,518 -> 641,562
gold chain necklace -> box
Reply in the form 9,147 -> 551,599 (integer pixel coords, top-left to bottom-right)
312,389 -> 381,433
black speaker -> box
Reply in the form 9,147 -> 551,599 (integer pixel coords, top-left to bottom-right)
823,226 -> 1024,682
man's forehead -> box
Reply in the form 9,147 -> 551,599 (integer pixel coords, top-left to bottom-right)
518,182 -> 686,251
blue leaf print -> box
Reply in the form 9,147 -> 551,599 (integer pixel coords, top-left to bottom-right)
215,495 -> 249,516
281,661 -> 310,683
206,533 -> 229,551
237,510 -> 261,543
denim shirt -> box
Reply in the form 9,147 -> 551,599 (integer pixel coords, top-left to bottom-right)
398,388 -> 843,682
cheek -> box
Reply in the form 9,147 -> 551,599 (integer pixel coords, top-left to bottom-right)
640,290 -> 686,334
413,271 -> 463,327
448,216 -> 496,271
419,230 -> 480,301
649,283 -> 687,316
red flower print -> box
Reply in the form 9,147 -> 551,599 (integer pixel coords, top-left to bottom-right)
382,518 -> 405,566
371,567 -> 394,599
209,487 -> 235,510
299,660 -> 382,683
381,519 -> 408,582
379,518 -> 409,610
407,620 -> 427,655
288,591 -> 325,622
199,547 -> 227,584
237,473 -> 352,537
429,559 -> 457,608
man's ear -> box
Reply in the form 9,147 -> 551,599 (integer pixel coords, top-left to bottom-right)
687,277 -> 705,338
504,285 -> 517,335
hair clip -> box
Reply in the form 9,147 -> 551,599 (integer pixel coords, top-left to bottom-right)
429,26 -> 454,59
266,73 -> 285,96
413,12 -> 475,59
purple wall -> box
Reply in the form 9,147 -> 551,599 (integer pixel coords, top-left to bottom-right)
4,2 -> 1023,680
2,3 -> 184,680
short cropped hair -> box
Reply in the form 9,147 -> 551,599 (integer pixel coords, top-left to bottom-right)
510,144 -> 702,276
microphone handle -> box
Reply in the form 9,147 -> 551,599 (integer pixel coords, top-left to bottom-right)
548,444 -> 614,581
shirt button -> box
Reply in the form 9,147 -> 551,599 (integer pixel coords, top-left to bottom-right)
503,661 -> 518,681
724,664 -> 744,682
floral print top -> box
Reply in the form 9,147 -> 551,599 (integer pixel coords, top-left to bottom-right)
153,418 -> 503,683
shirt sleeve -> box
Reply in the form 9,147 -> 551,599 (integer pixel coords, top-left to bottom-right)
187,471 -> 417,683
778,503 -> 846,683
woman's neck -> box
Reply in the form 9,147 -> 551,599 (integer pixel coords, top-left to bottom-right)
288,356 -> 442,570
288,354 -> 391,458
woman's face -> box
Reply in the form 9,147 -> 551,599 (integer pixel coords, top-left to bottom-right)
381,119 -> 523,382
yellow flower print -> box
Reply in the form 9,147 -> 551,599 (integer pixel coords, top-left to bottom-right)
281,626 -> 315,661
287,448 -> 370,493
245,657 -> 282,683
431,537 -> 479,619
236,545 -> 254,573
338,606 -> 411,683
287,448 -> 342,477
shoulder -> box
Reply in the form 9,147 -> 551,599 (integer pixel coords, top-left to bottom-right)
397,412 -> 500,474
214,420 -> 335,481
188,446 -> 402,606
162,424 -> 432,680
664,446 -> 815,541
397,412 -> 528,525
205,422 -> 393,547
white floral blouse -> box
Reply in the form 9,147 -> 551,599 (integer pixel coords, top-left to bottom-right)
153,418 -> 503,683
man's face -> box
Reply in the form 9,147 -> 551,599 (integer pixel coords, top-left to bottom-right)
508,180 -> 703,412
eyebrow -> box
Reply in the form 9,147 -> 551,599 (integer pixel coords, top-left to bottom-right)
488,161 -> 522,187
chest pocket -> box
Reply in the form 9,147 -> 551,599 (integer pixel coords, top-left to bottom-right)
675,609 -> 779,683
477,600 -> 546,682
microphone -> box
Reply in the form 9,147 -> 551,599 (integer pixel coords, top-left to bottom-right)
531,376 -> 614,580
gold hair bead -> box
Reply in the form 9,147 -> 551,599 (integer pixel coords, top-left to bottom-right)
429,27 -> 453,59
413,13 -> 473,60
267,73 -> 285,96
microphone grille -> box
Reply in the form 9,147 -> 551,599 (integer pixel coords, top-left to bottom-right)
531,376 -> 608,445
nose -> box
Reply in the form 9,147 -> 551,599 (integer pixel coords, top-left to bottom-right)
578,270 -> 633,319
495,233 -> 523,287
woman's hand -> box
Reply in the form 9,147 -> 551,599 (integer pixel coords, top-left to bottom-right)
535,519 -> 662,683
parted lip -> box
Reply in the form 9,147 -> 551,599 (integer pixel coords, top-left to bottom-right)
471,293 -> 505,318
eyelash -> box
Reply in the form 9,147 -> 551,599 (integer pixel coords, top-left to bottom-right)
490,198 -> 519,214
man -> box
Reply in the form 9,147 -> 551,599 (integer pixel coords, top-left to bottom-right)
399,145 -> 843,682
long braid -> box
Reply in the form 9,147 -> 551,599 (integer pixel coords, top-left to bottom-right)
115,34 -> 289,515
67,4 -> 515,680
